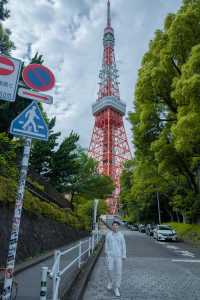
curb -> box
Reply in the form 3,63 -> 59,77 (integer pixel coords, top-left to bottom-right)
14,250 -> 54,275
62,238 -> 105,300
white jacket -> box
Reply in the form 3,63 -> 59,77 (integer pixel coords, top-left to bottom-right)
105,231 -> 126,258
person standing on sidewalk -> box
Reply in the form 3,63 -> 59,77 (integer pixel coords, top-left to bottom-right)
105,220 -> 127,297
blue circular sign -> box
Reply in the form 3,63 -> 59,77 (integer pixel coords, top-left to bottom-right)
22,64 -> 55,92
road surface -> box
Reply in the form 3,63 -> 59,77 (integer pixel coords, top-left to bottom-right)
83,228 -> 200,300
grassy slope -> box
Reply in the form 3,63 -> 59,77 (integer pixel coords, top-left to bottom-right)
167,222 -> 200,246
0,175 -> 81,229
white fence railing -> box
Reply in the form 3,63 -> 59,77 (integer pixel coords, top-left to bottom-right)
40,230 -> 101,300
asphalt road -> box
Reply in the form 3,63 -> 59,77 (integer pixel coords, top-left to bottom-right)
83,228 -> 200,300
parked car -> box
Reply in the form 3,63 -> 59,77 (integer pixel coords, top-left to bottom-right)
130,224 -> 139,231
153,225 -> 177,241
146,224 -> 155,236
133,224 -> 139,231
138,224 -> 146,233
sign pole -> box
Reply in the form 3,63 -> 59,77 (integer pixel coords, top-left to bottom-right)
2,137 -> 32,300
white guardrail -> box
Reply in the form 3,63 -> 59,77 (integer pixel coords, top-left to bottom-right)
40,230 -> 102,300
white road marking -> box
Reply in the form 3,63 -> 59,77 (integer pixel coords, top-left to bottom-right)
172,259 -> 200,263
166,245 -> 179,250
155,240 -> 196,258
174,250 -> 195,258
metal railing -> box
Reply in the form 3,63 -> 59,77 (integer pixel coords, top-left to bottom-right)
40,230 -> 101,300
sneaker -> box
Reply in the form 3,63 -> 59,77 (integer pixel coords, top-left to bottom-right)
114,288 -> 120,297
107,282 -> 112,290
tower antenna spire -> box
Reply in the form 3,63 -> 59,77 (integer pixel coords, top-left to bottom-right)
107,0 -> 111,27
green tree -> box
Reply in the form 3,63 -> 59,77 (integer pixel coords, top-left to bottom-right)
70,151 -> 114,202
48,131 -> 80,191
0,0 -> 14,54
126,0 -> 200,223
30,117 -> 61,174
0,132 -> 18,178
120,160 -> 134,217
0,0 -> 10,21
75,197 -> 107,231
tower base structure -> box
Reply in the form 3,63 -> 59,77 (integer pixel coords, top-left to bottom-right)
89,97 -> 131,214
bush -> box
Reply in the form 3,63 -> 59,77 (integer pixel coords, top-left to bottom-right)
0,176 -> 16,204
167,222 -> 200,245
0,175 -> 83,229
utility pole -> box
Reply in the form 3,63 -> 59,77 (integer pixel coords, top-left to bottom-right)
93,199 -> 99,231
197,163 -> 200,193
157,191 -> 161,224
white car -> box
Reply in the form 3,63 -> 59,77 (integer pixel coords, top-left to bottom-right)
153,225 -> 177,241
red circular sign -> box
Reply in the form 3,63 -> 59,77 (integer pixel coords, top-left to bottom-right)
0,55 -> 15,75
22,64 -> 55,92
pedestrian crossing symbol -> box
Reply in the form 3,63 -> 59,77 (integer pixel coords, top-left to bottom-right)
10,101 -> 49,141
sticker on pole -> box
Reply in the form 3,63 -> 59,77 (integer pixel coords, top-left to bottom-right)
10,101 -> 49,141
22,64 -> 55,92
0,54 -> 22,102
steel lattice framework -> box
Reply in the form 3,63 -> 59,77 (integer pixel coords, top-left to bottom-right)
89,0 -> 131,214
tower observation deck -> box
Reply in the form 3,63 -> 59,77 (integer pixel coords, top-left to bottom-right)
89,0 -> 131,214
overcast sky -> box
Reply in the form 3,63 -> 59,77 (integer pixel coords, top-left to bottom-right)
5,0 -> 182,150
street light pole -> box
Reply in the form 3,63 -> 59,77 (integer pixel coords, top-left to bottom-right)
157,192 -> 161,224
197,163 -> 200,193
93,199 -> 99,231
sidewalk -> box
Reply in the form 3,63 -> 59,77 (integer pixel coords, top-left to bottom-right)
15,238 -> 89,299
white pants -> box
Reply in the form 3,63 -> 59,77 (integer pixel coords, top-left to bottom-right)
107,256 -> 122,288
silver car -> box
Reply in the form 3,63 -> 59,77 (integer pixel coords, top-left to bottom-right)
153,225 -> 177,241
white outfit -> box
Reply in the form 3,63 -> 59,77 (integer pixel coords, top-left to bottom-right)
105,231 -> 126,289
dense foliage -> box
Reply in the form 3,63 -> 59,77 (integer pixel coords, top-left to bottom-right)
121,0 -> 200,224
0,0 -> 112,230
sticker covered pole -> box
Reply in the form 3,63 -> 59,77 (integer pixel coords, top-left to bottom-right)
2,137 -> 32,300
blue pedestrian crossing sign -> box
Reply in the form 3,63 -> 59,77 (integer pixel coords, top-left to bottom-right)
10,101 -> 49,141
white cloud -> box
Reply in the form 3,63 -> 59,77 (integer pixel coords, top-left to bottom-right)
5,0 -> 182,149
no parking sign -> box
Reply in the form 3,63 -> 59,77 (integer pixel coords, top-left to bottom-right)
22,63 -> 55,92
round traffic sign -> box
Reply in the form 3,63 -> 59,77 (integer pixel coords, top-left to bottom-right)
22,64 -> 55,92
0,55 -> 15,75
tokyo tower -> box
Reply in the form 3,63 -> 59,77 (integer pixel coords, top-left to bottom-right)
89,0 -> 131,214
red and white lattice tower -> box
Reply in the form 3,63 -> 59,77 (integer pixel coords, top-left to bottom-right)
89,0 -> 131,214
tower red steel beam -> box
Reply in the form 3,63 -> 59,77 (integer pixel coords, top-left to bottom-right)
89,0 -> 132,214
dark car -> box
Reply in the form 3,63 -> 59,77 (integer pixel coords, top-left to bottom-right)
139,224 -> 146,233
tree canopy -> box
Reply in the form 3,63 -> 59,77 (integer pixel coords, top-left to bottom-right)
121,0 -> 200,224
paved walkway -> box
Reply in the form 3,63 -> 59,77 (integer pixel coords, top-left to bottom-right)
15,238 -> 89,299
83,229 -> 200,300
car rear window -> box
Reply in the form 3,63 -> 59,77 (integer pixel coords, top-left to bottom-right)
158,226 -> 172,230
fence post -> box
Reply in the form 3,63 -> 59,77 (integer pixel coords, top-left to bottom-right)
97,230 -> 99,243
92,233 -> 94,253
52,250 -> 60,300
52,275 -> 61,300
40,267 -> 48,300
78,241 -> 82,268
88,237 -> 91,257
